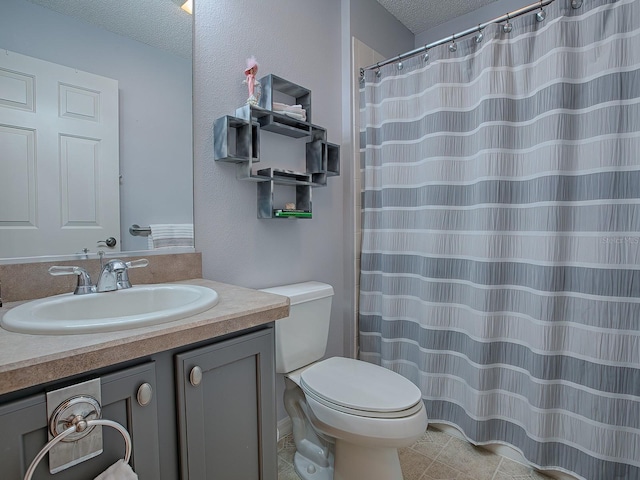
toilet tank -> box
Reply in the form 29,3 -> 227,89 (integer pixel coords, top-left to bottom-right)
260,281 -> 334,374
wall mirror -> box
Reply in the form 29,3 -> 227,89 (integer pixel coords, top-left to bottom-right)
0,0 -> 193,260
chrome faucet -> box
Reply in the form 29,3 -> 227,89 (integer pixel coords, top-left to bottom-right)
96,259 -> 128,292
96,259 -> 148,292
49,259 -> 148,295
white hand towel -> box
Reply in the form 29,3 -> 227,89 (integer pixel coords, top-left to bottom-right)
271,102 -> 306,120
272,102 -> 303,111
280,110 -> 306,121
147,224 -> 194,249
94,460 -> 138,480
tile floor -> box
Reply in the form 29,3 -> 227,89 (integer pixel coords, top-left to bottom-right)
277,426 -> 555,480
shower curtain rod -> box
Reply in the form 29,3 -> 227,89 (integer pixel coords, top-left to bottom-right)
361,0 -> 560,73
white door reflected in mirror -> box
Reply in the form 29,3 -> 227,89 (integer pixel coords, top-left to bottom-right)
0,50 -> 120,257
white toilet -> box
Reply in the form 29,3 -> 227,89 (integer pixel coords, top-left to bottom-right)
261,281 -> 428,480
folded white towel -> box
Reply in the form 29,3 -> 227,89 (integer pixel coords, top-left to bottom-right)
147,224 -> 194,249
94,460 -> 138,480
276,110 -> 306,121
272,102 -> 304,112
272,102 -> 306,120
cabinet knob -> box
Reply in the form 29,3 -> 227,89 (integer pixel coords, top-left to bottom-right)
137,383 -> 153,406
189,366 -> 203,386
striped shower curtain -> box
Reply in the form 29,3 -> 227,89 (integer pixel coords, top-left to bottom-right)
358,1 -> 640,479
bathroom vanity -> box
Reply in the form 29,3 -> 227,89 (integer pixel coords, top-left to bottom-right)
0,279 -> 289,479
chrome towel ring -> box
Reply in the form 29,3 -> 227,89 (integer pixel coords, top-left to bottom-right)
24,418 -> 132,480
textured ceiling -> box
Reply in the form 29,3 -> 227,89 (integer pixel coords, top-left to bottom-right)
376,0 -> 501,34
25,0 -> 500,58
25,0 -> 192,59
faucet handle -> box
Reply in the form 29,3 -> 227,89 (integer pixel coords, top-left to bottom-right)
126,259 -> 149,269
49,266 -> 84,276
48,266 -> 96,295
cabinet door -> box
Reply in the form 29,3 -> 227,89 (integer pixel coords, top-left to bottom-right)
176,328 -> 277,480
0,362 -> 160,479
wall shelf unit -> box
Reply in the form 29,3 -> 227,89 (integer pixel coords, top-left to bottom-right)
214,75 -> 340,219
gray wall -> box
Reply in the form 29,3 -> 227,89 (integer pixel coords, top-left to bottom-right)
1,0 -> 193,252
350,0 -> 415,60
193,0 -> 344,421
193,0 -> 343,309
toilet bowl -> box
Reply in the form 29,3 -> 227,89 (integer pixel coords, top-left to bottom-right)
261,282 -> 428,480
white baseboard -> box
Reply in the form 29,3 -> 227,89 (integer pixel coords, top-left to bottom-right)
277,416 -> 292,442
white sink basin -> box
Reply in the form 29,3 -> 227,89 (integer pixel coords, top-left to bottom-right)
1,284 -> 219,335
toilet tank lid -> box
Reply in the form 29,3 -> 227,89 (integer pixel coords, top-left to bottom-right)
260,281 -> 334,305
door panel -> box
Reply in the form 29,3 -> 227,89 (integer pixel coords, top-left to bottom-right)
0,125 -> 36,226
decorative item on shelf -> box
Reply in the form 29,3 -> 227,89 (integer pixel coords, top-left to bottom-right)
274,209 -> 312,218
285,203 -> 296,210
243,56 -> 262,106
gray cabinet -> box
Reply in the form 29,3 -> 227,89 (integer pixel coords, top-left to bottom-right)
0,362 -> 160,479
175,328 -> 277,480
0,325 -> 277,480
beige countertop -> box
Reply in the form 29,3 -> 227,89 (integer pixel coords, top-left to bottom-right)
0,278 -> 289,396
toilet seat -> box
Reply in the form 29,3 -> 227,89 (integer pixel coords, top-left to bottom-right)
299,357 -> 424,419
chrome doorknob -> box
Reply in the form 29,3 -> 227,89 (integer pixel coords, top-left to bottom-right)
97,237 -> 117,248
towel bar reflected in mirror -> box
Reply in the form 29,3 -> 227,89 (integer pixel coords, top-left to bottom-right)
129,224 -> 151,237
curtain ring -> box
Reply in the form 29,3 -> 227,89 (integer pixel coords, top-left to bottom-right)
449,34 -> 457,53
503,12 -> 513,33
536,1 -> 547,21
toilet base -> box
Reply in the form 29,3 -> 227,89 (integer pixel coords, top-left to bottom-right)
293,439 -> 405,480
294,450 -> 334,480
333,439 -> 403,480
